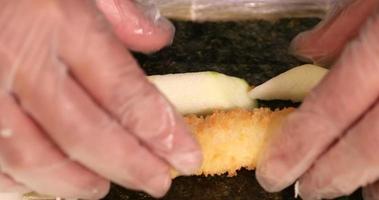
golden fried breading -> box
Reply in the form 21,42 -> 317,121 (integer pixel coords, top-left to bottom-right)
25,108 -> 294,200
173,108 -> 294,178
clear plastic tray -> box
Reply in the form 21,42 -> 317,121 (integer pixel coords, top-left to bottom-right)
138,0 -> 333,21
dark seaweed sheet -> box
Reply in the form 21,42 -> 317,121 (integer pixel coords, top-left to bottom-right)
103,19 -> 362,200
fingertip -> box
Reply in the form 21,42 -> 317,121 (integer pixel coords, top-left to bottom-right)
84,179 -> 111,199
297,176 -> 316,200
289,30 -> 332,65
255,155 -> 293,193
289,31 -> 315,62
298,175 -> 336,200
116,87 -> 202,176
97,0 -> 175,53
115,16 -> 175,53
256,111 -> 317,193
166,113 -> 203,176
170,148 -> 203,176
143,172 -> 172,198
255,171 -> 282,192
77,171 -> 111,198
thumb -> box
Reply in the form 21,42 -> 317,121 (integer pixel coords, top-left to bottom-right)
290,0 -> 379,65
257,6 -> 379,193
96,0 -> 175,53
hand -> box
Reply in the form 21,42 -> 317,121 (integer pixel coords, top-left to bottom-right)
0,0 -> 202,199
256,0 -> 379,199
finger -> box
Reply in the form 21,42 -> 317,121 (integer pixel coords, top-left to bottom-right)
4,0 -> 174,197
256,10 -> 379,192
2,1 -> 173,196
0,92 -> 109,199
15,64 -> 172,197
298,100 -> 379,199
11,21 -> 173,199
364,182 -> 379,200
0,173 -> 29,193
290,0 -> 379,65
13,60 -> 172,197
59,0 -> 202,175
0,193 -> 23,200
96,0 -> 174,52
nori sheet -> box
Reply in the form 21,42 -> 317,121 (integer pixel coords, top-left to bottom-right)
103,19 -> 363,200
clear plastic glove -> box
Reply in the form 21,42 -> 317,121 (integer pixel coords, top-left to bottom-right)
256,0 -> 379,199
0,0 -> 202,199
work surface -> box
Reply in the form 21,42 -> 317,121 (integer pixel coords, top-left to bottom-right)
103,19 -> 362,200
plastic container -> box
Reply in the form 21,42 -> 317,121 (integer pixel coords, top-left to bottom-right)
138,0 -> 333,21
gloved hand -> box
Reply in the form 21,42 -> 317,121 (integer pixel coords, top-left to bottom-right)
0,0 -> 202,199
256,0 -> 379,199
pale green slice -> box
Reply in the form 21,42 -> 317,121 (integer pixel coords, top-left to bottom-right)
249,64 -> 328,102
149,71 -> 256,114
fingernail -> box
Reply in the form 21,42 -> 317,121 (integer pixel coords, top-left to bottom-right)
171,149 -> 203,175
144,173 -> 171,198
136,1 -> 162,24
157,17 -> 175,46
81,179 -> 110,199
136,1 -> 172,26
289,33 -> 315,63
137,0 -> 175,35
